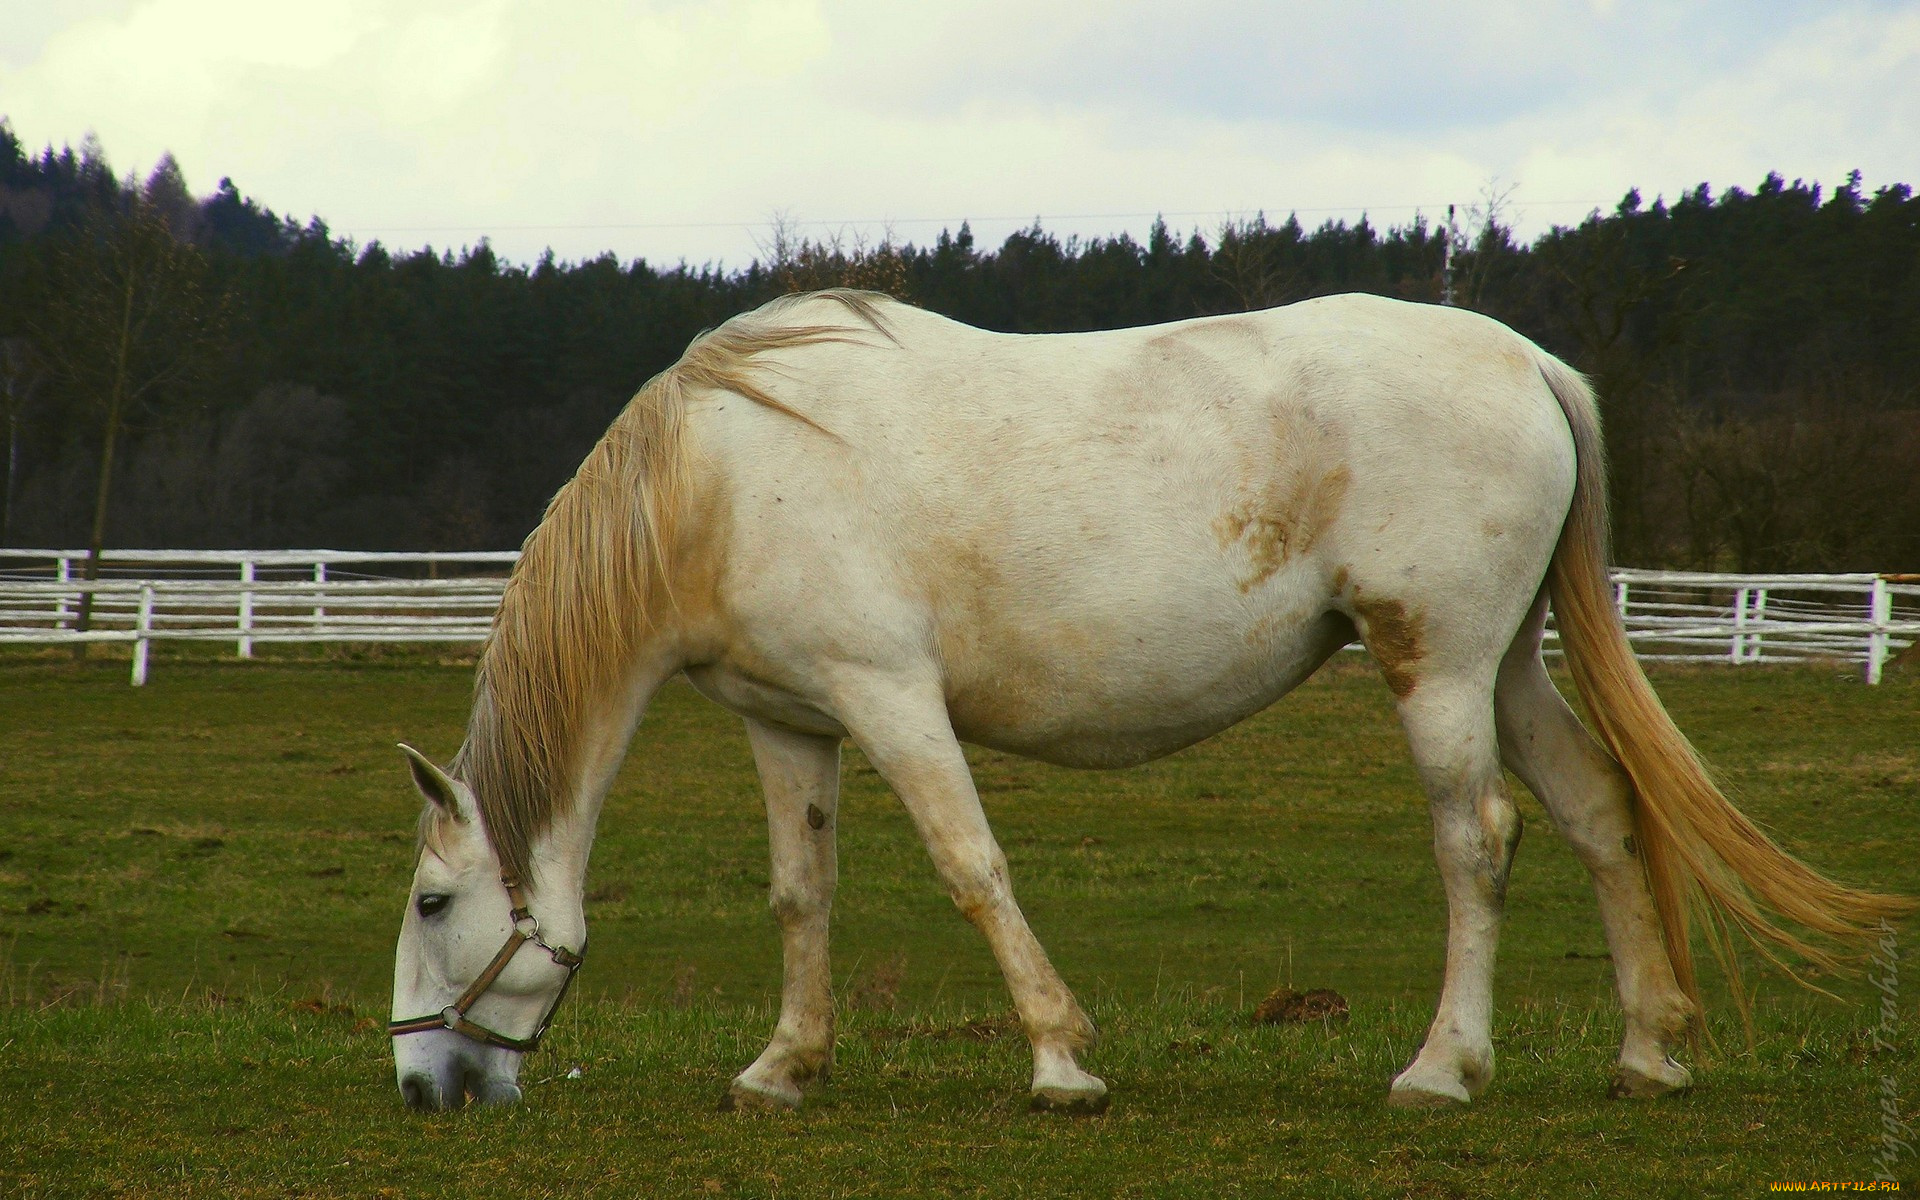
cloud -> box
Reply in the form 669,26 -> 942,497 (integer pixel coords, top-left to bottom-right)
1487,5 -> 1920,214
1,0 -> 1915,267
815,0 -> 1855,133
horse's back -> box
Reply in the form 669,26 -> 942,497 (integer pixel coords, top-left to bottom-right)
682,294 -> 1578,765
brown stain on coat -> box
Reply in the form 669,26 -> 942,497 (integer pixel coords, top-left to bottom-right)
1243,612 -> 1282,648
653,462 -> 735,656
921,531 -> 1080,737
1352,590 -> 1426,698
1212,464 -> 1352,593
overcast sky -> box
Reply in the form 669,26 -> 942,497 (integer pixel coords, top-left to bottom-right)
3,0 -> 1917,268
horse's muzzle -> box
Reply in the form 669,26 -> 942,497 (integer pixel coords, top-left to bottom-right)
398,1066 -> 524,1112
394,1029 -> 524,1112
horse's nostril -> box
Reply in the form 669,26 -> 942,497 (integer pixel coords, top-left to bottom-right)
400,1073 -> 440,1112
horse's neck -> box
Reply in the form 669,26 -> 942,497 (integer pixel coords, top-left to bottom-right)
526,646 -> 686,890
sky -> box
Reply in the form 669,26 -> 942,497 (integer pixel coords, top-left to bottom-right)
2,0 -> 1917,269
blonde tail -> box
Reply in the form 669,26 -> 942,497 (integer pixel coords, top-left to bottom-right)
1535,353 -> 1914,1029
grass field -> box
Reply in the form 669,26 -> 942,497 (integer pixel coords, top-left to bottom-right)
1,650 -> 1915,1196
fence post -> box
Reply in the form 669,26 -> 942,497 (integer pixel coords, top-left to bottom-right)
1731,586 -> 1750,664
56,553 -> 72,627
1750,587 -> 1768,662
1867,576 -> 1891,686
1614,578 -> 1629,621
313,561 -> 326,630
131,584 -> 154,686
238,558 -> 255,659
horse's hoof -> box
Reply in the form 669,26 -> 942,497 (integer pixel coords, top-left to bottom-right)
1608,1058 -> 1691,1100
1029,1087 -> 1110,1116
719,1077 -> 802,1113
1386,1083 -> 1470,1110
1388,1063 -> 1474,1109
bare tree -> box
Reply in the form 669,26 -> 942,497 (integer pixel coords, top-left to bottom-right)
1527,209 -> 1693,563
758,213 -> 912,299
0,338 -> 43,544
1675,378 -> 1918,571
27,189 -> 225,632
1446,177 -> 1520,311
1209,215 -> 1300,311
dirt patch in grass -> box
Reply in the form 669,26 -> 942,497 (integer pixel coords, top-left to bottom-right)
1253,987 -> 1351,1025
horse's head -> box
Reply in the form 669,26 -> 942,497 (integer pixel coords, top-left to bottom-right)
389,744 -> 585,1112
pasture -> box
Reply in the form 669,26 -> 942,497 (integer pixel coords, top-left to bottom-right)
1,651 -> 1915,1196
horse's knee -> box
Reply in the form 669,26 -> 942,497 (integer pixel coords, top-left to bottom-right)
1480,793 -> 1523,900
938,850 -> 1012,926
1493,668 -> 1641,873
1552,771 -> 1640,873
769,882 -> 827,928
1435,786 -> 1521,903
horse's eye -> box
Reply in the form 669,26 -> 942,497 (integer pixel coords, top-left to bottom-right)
417,893 -> 451,918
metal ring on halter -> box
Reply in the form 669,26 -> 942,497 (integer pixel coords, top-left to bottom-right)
389,873 -> 586,1053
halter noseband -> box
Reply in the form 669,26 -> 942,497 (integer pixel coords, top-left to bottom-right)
388,874 -> 585,1054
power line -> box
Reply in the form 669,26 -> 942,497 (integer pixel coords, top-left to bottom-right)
342,199 -> 1611,237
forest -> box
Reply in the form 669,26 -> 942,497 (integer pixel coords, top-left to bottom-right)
1,121 -> 1915,571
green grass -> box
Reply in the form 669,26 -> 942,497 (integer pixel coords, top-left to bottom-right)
2,651 -> 1916,1196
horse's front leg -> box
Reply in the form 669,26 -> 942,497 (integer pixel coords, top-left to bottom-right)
835,672 -> 1107,1114
725,719 -> 841,1111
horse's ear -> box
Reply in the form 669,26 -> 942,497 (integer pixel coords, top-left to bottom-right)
398,743 -> 463,819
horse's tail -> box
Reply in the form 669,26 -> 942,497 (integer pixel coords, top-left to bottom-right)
1535,352 -> 1913,1029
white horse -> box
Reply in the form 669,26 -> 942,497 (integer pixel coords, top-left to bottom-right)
388,290 -> 1906,1113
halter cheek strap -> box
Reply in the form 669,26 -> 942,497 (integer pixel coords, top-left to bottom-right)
389,875 -> 585,1054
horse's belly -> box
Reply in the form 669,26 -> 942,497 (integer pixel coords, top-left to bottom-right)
944,608 -> 1353,769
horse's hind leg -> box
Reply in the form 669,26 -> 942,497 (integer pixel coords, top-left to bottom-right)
726,719 -> 842,1112
1493,595 -> 1694,1098
1387,668 -> 1524,1108
834,674 -> 1107,1114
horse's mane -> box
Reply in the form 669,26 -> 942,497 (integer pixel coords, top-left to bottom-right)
441,289 -> 895,888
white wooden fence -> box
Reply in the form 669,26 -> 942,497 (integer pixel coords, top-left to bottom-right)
0,550 -> 515,685
2,550 -> 1916,687
1579,569 -> 1919,685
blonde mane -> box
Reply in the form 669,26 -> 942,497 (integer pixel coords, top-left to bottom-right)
442,289 -> 895,887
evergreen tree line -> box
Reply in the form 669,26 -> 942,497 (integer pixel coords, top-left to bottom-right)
1,122 -> 1915,570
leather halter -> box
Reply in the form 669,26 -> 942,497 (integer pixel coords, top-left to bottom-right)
389,874 -> 585,1053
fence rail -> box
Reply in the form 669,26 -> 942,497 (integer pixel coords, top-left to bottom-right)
1587,569 -> 1920,686
0,549 -> 515,685
2,550 -> 1916,687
